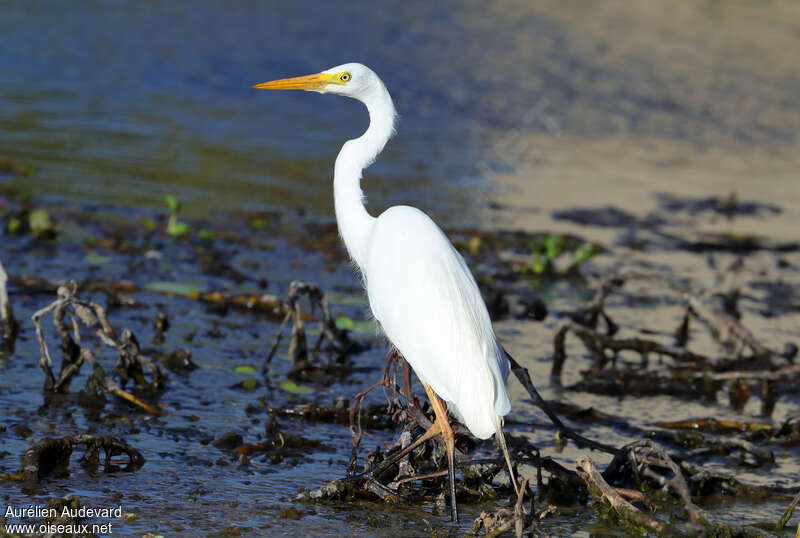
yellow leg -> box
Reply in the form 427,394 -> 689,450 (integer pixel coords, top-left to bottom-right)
424,384 -> 458,523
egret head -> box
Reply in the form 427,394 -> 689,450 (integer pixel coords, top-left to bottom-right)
253,62 -> 377,100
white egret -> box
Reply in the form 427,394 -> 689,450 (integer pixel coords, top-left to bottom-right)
254,63 -> 517,522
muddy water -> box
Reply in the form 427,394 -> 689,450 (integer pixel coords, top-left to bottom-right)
1,1 -> 800,536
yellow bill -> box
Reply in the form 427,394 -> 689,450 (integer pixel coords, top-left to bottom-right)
252,72 -> 342,91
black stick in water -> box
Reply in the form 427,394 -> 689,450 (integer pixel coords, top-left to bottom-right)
503,347 -> 617,454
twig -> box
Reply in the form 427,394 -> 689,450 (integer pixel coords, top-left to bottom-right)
646,427 -> 774,467
514,477 -> 529,538
31,282 -> 162,413
553,320 -> 708,380
577,456 -> 670,535
390,469 -> 447,486
263,281 -> 355,376
697,363 -> 800,381
627,440 -> 712,528
684,293 -> 775,359
347,364 -> 392,475
778,490 -> 800,530
484,515 -> 521,538
264,311 -> 291,368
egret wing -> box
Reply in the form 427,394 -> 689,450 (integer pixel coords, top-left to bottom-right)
365,206 -> 510,438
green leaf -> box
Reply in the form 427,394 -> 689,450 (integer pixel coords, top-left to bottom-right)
164,194 -> 180,213
29,209 -> 53,237
553,430 -> 565,453
145,281 -> 204,297
6,217 -> 21,234
234,365 -> 257,374
571,242 -> 602,267
335,316 -> 378,334
167,216 -> 190,237
335,316 -> 355,330
279,380 -> 314,395
84,251 -> 111,265
197,228 -> 217,241
531,256 -> 546,274
351,319 -> 378,334
543,235 -> 563,261
140,217 -> 157,231
240,378 -> 260,391
249,218 -> 269,230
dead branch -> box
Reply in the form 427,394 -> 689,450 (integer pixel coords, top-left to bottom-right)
683,292 -> 776,359
348,352 -> 397,472
299,455 -> 515,506
696,363 -> 800,381
83,349 -> 162,415
20,435 -> 144,482
72,434 -> 146,472
565,274 -> 624,334
625,440 -> 712,528
553,319 -> 708,379
31,281 -> 162,414
621,268 -> 781,362
263,280 -> 356,377
577,456 -> 671,535
778,490 -> 800,531
550,268 -> 796,419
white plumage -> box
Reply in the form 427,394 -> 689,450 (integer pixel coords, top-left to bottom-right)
366,205 -> 511,438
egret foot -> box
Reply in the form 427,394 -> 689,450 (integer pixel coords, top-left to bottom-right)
424,384 -> 458,523
355,384 -> 459,523
359,418 -> 441,482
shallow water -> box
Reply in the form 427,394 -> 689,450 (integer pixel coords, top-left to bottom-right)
1,1 -> 800,536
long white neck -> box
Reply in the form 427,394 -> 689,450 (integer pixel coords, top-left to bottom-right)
333,79 -> 396,272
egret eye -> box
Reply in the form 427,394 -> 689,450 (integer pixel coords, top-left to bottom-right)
340,73 -> 351,82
